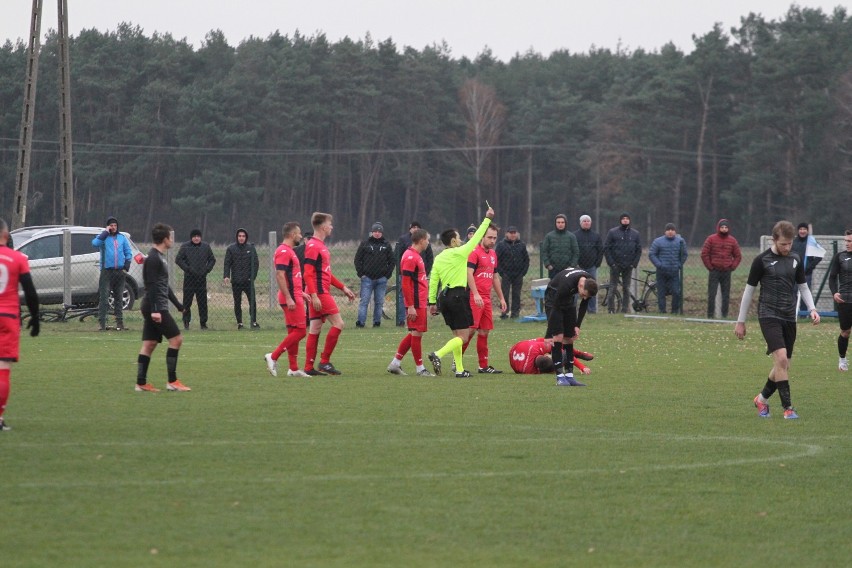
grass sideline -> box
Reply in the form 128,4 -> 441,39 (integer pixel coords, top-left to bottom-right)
3,315 -> 850,567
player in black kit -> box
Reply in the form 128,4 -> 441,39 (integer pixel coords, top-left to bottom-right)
136,223 -> 191,392
734,221 -> 820,419
828,229 -> 852,372
544,267 -> 598,386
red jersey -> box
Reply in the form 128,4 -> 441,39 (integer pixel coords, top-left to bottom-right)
302,237 -> 343,295
0,247 -> 30,316
274,243 -> 303,305
400,246 -> 428,308
509,338 -> 550,374
467,244 -> 498,296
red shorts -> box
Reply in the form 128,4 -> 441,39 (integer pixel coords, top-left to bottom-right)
406,307 -> 428,333
280,298 -> 307,329
0,315 -> 21,362
308,293 -> 340,321
470,299 -> 494,330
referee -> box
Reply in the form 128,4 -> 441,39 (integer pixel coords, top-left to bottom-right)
428,206 -> 495,377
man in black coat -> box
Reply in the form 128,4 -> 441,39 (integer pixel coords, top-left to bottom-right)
354,222 -> 396,327
223,228 -> 260,329
574,215 -> 604,313
175,228 -> 216,330
604,212 -> 642,313
495,226 -> 530,319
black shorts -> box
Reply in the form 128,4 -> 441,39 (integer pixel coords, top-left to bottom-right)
142,310 -> 181,343
544,289 -> 577,339
838,302 -> 852,331
759,318 -> 796,358
439,287 -> 473,331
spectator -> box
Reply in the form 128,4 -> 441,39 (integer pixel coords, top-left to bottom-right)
574,215 -> 604,313
395,221 -> 434,325
791,223 -> 823,311
465,224 -> 477,243
92,216 -> 133,331
540,214 -> 579,278
701,219 -> 742,319
354,222 -> 395,328
649,223 -> 688,314
495,225 -> 529,319
175,228 -> 216,330
223,228 -> 260,330
604,213 -> 642,313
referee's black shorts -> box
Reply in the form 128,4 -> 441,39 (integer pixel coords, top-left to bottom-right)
439,287 -> 473,331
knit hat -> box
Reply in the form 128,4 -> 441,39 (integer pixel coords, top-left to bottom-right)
466,224 -> 477,235
797,222 -> 809,230
665,223 -> 676,231
579,215 -> 591,223
409,221 -> 421,229
506,225 -> 518,232
718,219 -> 729,228
371,222 -> 384,233
106,216 -> 118,225
190,228 -> 202,238
620,212 -> 630,221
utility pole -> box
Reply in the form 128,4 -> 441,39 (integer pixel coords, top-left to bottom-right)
12,0 -> 43,229
12,0 -> 75,229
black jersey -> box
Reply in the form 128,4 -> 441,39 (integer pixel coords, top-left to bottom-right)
746,248 -> 806,321
546,267 -> 591,307
142,248 -> 173,312
828,250 -> 852,301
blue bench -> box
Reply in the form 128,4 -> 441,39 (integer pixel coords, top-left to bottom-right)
521,278 -> 550,322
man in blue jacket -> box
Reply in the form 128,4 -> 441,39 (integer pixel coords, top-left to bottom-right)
649,223 -> 688,313
92,216 -> 133,331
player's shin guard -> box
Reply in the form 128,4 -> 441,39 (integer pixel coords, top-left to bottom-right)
776,380 -> 792,409
477,334 -> 489,368
760,379 -> 777,400
320,326 -> 342,364
562,346 -> 574,376
136,354 -> 151,384
839,334 -> 849,357
305,332 -> 320,370
0,368 -> 10,417
410,335 -> 423,366
551,342 -> 564,373
166,348 -> 179,382
395,333 -> 412,360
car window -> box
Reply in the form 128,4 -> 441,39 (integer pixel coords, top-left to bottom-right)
19,235 -> 61,260
72,233 -> 97,255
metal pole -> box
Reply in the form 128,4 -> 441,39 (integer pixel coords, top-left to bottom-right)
12,0 -> 43,229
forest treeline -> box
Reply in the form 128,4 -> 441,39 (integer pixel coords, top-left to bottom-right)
1,5 -> 851,245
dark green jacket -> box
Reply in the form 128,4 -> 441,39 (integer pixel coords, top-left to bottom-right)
540,229 -> 579,272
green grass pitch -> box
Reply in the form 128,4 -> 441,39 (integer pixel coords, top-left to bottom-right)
3,314 -> 850,567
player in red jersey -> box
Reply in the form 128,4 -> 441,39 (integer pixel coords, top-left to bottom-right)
265,222 -> 310,378
0,218 -> 41,431
302,212 -> 356,375
463,225 -> 507,373
508,338 -> 593,375
387,229 -> 434,376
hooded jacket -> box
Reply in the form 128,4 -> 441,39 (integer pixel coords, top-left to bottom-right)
701,220 -> 742,272
92,224 -> 133,271
540,226 -> 579,271
223,228 -> 259,283
354,234 -> 395,279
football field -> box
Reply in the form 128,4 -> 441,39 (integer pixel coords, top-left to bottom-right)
3,315 -> 850,567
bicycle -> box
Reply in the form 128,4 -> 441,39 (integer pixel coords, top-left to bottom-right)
21,302 -> 100,324
597,269 -> 658,314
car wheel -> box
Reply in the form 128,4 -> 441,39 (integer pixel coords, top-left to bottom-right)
107,283 -> 136,312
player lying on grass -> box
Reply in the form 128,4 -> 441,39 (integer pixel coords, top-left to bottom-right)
509,337 -> 593,375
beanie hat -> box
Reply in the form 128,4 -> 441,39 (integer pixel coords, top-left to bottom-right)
371,222 -> 384,232
797,222 -> 809,231
718,219 -> 729,228
190,228 -> 202,238
579,215 -> 591,223
106,216 -> 118,225
466,224 -> 477,235
665,223 -> 676,231
620,212 -> 630,220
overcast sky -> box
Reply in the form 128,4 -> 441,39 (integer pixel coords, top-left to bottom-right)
1,1 -> 845,60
